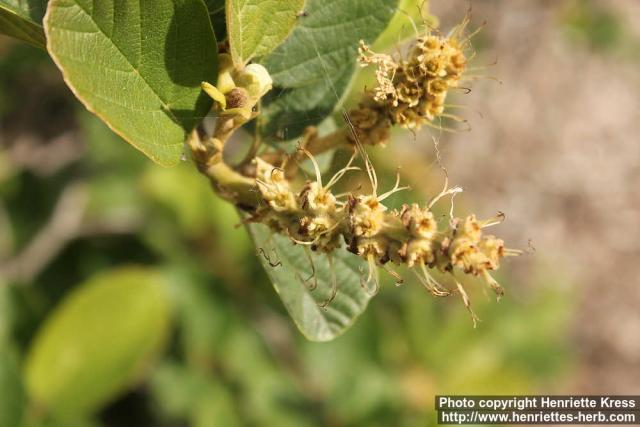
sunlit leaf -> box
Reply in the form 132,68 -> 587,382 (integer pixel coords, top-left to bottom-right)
0,349 -> 25,427
44,0 -> 218,166
226,0 -> 304,65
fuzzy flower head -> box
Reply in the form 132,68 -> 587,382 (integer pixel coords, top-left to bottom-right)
348,195 -> 387,238
349,19 -> 475,145
254,158 -> 296,212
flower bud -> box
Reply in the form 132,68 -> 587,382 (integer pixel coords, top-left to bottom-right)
235,63 -> 273,99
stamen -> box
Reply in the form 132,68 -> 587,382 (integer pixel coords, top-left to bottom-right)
334,184 -> 363,200
297,146 -> 323,187
318,254 -> 338,308
378,169 -> 411,202
423,119 -> 471,133
504,249 -> 523,256
288,236 -> 316,246
455,280 -> 479,328
303,246 -> 318,290
428,185 -> 463,210
325,151 -> 360,190
394,6 -> 420,38
449,189 -> 459,220
359,254 -> 380,296
482,270 -> 504,300
382,264 -> 404,286
342,111 -> 379,196
438,113 -> 468,123
412,268 -> 446,297
258,247 -> 281,267
458,21 -> 486,46
451,86 -> 472,94
461,75 -> 503,85
447,14 -> 472,40
420,262 -> 451,296
270,166 -> 285,180
479,212 -> 505,228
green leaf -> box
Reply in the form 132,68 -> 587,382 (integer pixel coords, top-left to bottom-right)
24,267 -> 172,419
0,0 -> 47,48
44,0 -> 218,166
226,0 -> 304,66
247,223 -> 372,342
151,363 -> 242,427
0,349 -> 25,427
258,0 -> 397,139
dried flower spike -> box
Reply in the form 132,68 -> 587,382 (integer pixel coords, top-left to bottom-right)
246,151 -> 520,314
187,18 -> 519,324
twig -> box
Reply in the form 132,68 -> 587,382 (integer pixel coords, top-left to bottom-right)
0,182 -> 88,284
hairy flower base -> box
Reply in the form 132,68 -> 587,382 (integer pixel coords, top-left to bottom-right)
248,157 -> 519,321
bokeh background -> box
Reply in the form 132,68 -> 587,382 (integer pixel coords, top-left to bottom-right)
1,0 -> 638,426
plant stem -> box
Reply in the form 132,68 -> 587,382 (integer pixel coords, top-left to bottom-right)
187,130 -> 258,209
304,127 -> 350,156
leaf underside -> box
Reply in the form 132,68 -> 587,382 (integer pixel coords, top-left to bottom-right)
44,0 -> 218,166
248,223 -> 372,342
258,0 -> 398,139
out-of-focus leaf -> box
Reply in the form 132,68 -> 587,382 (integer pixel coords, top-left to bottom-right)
247,223 -> 372,342
192,382 -> 241,427
150,362 -> 241,426
0,0 -> 47,48
24,267 -> 172,419
563,1 -> 623,52
170,276 -> 312,426
258,0 -> 397,139
0,285 -> 15,346
303,330 -> 399,421
141,163 -> 252,263
217,318 -> 313,427
226,0 -> 303,65
171,272 -> 231,365
44,0 -> 218,166
25,418 -> 104,427
0,349 -> 25,427
150,362 -> 205,419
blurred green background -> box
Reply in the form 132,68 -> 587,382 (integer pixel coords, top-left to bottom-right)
2,0 -> 639,426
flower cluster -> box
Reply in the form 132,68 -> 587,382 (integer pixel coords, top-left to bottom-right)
348,22 -> 471,145
193,19 -> 518,321
248,153 -> 519,312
